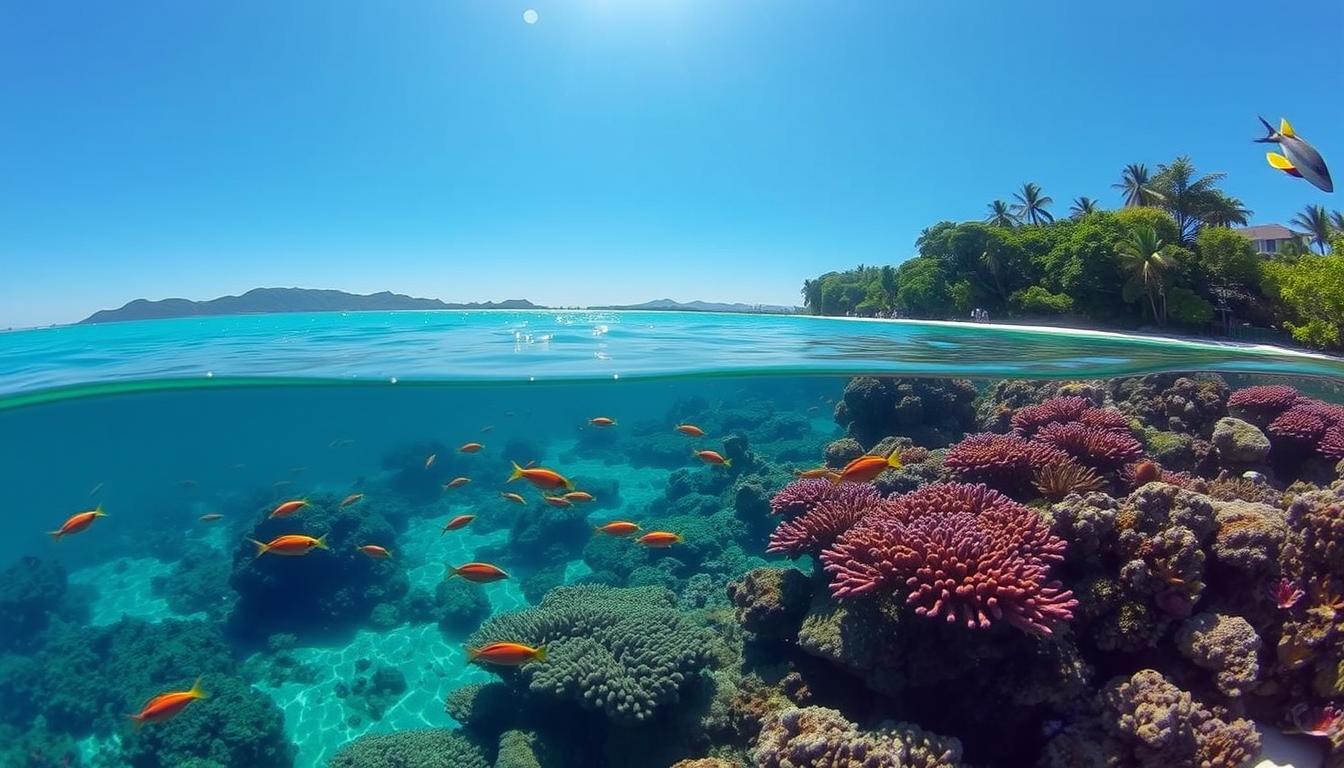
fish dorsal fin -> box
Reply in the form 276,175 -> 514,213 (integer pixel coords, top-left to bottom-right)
1267,152 -> 1296,171
1280,118 -> 1296,138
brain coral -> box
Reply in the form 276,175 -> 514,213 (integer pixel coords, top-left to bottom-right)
822,483 -> 1077,635
1100,669 -> 1260,767
753,706 -> 963,768
467,585 -> 716,724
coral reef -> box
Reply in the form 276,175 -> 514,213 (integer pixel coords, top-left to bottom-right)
1175,612 -> 1261,697
1211,417 -> 1271,465
942,432 -> 1070,496
833,377 -> 977,448
0,556 -> 68,653
726,568 -> 813,641
752,706 -> 963,768
328,729 -> 489,768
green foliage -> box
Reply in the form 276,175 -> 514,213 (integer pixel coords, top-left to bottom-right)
804,266 -> 888,316
1165,286 -> 1214,326
1263,255 -> 1344,348
1011,285 -> 1073,314
1194,227 -> 1260,288
895,257 -> 954,317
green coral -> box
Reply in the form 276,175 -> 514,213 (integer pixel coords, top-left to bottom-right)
120,674 -> 294,768
328,729 -> 488,768
467,585 -> 717,724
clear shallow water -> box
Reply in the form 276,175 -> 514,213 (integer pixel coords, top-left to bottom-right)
0,314 -> 1339,768
3,310 -> 1343,404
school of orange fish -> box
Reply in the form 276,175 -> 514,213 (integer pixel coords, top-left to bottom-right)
44,414 -> 899,728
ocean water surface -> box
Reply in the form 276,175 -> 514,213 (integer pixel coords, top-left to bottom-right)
0,311 -> 1339,767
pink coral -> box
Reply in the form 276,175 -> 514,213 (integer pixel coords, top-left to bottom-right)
1227,384 -> 1300,415
821,482 -> 1077,635
1035,421 -> 1145,470
1011,395 -> 1094,437
1271,578 -> 1305,610
768,478 -> 879,518
1319,425 -> 1344,460
768,496 -> 891,557
1078,407 -> 1133,434
1267,400 -> 1342,446
944,433 -> 1070,492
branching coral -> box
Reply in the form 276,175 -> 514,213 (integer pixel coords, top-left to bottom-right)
1034,422 -> 1145,470
768,478 -> 879,518
767,496 -> 891,557
1033,460 -> 1105,501
467,585 -> 716,723
1011,395 -> 1095,437
1227,384 -> 1300,425
822,483 -> 1077,635
753,706 -> 963,768
943,433 -> 1070,495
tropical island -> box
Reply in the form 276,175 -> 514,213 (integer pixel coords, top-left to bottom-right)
801,157 -> 1344,351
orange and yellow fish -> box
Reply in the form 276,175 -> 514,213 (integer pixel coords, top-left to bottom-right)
198,513 -> 224,523
466,642 -> 546,666
675,424 -> 706,437
448,562 -> 510,583
637,531 -> 683,548
340,493 -> 365,508
444,477 -> 471,489
508,462 -> 573,490
831,452 -> 902,484
441,514 -> 475,534
358,544 -> 392,559
500,492 -> 527,505
595,521 -> 640,537
563,491 -> 595,503
269,499 -> 309,519
460,442 -> 484,453
694,450 -> 731,467
129,677 -> 207,726
249,533 -> 328,558
542,495 -> 573,509
793,467 -> 835,479
425,453 -> 437,470
589,417 -> 617,427
48,505 -> 107,541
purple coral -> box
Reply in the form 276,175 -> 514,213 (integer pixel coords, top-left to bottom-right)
1035,421 -> 1145,470
1267,403 -> 1333,446
1227,384 -> 1300,422
768,496 -> 890,557
821,482 -> 1077,635
944,433 -> 1070,493
1271,577 -> 1305,610
1011,395 -> 1095,437
768,478 -> 879,518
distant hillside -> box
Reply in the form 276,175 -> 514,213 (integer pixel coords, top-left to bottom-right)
594,298 -> 798,314
79,288 -> 539,324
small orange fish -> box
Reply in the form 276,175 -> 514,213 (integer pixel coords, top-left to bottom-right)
269,499 -> 309,519
637,531 -> 683,547
444,477 -> 471,489
49,505 -> 107,541
589,417 -> 617,427
249,533 -> 328,558
694,450 -> 732,467
425,453 -> 437,470
358,544 -> 392,559
675,424 -> 706,437
441,514 -> 475,534
198,513 -> 224,523
563,491 -> 595,503
500,492 -> 527,505
466,642 -> 546,666
460,442 -> 484,453
449,562 -> 510,583
832,452 -> 902,484
508,462 -> 573,490
129,677 -> 207,726
340,493 -> 365,508
543,495 -> 573,508
595,521 -> 640,537
793,467 -> 833,479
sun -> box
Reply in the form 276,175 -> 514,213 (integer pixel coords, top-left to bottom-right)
522,8 -> 538,25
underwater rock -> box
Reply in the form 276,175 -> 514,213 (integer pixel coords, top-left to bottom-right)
833,377 -> 977,449
467,585 -> 717,724
0,556 -> 67,653
328,728 -> 489,768
1099,669 -> 1259,767
508,499 -> 593,570
1210,499 -> 1286,576
1049,492 -> 1120,559
752,706 -> 963,768
226,493 -> 409,641
1110,374 -> 1229,436
343,664 -> 408,722
445,681 -> 515,732
1175,612 -> 1261,698
726,568 -> 812,641
1284,486 -> 1344,577
1211,417 -> 1271,465
824,437 -> 865,468
153,553 -> 233,619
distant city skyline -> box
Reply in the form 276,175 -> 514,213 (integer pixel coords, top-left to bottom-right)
2,0 -> 1341,327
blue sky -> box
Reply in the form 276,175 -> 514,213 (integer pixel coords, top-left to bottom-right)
2,0 -> 1341,327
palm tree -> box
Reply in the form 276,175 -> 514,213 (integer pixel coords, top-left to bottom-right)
1116,225 -> 1170,325
1292,205 -> 1333,254
1113,163 -> 1164,208
1151,156 -> 1227,243
1011,182 -> 1054,225
1330,210 -> 1344,234
985,199 -> 1018,227
1069,196 -> 1099,219
1200,192 -> 1252,228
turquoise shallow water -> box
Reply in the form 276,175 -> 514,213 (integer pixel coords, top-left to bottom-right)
0,312 -> 1339,768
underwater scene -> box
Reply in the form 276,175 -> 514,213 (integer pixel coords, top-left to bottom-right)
3,311 -> 1344,768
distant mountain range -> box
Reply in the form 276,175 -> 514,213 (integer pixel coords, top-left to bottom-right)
77,288 -> 797,325
78,288 -> 538,324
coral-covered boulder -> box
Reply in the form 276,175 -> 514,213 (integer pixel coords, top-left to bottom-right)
1175,612 -> 1261,698
727,568 -> 812,641
752,706 -> 963,768
1211,417 -> 1271,465
834,377 -> 977,448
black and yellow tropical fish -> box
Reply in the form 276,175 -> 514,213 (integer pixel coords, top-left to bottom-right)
1255,116 -> 1333,193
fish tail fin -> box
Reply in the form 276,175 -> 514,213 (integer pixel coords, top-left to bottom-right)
533,646 -> 547,662
886,451 -> 903,468
94,503 -> 107,517
315,534 -> 329,550
675,534 -> 685,544
464,645 -> 480,663
189,676 -> 208,699
723,458 -> 732,467
47,530 -> 63,542
1254,115 -> 1278,143
128,714 -> 144,730
508,462 -> 523,483
446,565 -> 460,579
248,538 -> 269,558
